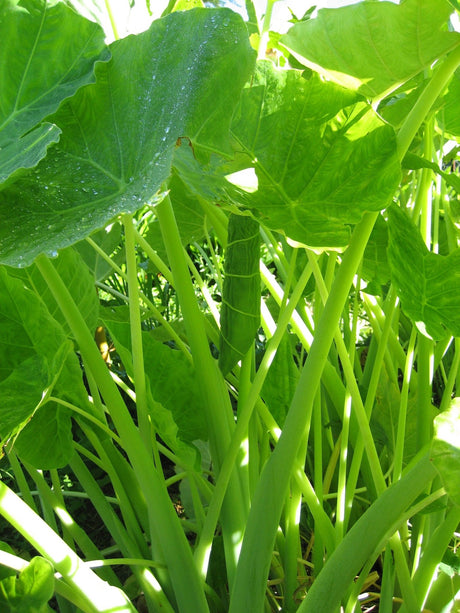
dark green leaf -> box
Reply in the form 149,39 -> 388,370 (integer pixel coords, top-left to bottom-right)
261,335 -> 299,427
8,247 -> 99,336
387,204 -> 460,340
431,398 -> 460,506
0,8 -> 255,267
231,62 -> 400,248
281,0 -> 460,99
219,213 -> 260,374
403,152 -> 460,194
102,315 -> 206,461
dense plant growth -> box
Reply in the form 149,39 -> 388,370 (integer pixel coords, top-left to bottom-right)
0,0 -> 459,611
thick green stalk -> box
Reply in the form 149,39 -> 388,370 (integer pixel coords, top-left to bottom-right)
0,481 -> 135,613
228,211 -> 379,613
297,454 -> 436,613
35,254 -> 209,613
155,194 -> 247,587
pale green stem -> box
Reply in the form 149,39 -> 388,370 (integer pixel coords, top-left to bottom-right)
0,481 -> 135,613
123,214 -> 156,459
35,254 -> 209,613
155,193 -> 247,588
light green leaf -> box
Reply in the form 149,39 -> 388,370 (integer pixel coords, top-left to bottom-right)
431,398 -> 460,506
0,556 -> 54,613
231,62 -> 400,248
437,68 -> 460,137
281,0 -> 460,99
0,0 -> 109,182
219,213 -> 260,375
387,204 -> 460,340
0,8 -> 255,267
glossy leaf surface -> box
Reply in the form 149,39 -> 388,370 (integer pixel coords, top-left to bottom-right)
282,0 -> 460,99
0,0 -> 109,182
0,8 -> 255,267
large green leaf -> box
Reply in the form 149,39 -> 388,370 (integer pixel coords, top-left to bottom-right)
230,62 -> 400,248
0,8 -> 255,267
281,0 -> 460,99
437,68 -> 460,137
0,0 -> 109,183
387,204 -> 460,340
0,269 -> 89,468
431,398 -> 460,506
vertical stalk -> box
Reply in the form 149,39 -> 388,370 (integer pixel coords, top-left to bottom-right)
229,211 -> 379,613
155,193 -> 247,587
35,254 -> 209,613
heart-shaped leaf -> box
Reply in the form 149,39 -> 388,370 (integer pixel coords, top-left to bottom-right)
230,62 -> 400,248
281,0 -> 460,99
0,8 -> 255,267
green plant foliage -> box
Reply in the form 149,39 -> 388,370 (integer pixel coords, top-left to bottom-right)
431,398 -> 460,506
437,68 -> 460,137
219,213 -> 260,374
103,315 -> 207,461
387,204 -> 460,339
281,0 -> 460,99
8,248 -> 99,336
0,270 -> 89,468
0,8 -> 255,267
0,0 -> 109,184
261,335 -> 299,427
230,61 -> 400,248
0,556 -> 54,613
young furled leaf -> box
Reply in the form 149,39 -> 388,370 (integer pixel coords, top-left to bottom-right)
219,213 -> 260,375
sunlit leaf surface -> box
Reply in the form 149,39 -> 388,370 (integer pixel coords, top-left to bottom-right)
388,204 -> 460,340
431,398 -> 460,506
230,62 -> 400,248
282,0 -> 460,99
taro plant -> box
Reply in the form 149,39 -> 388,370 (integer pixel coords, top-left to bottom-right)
0,0 -> 459,611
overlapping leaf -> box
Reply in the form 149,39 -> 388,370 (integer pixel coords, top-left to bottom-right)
281,0 -> 460,99
102,314 -> 207,463
0,8 -> 255,267
0,269 -> 88,468
387,204 -> 460,340
0,0 -> 109,183
230,62 -> 400,248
